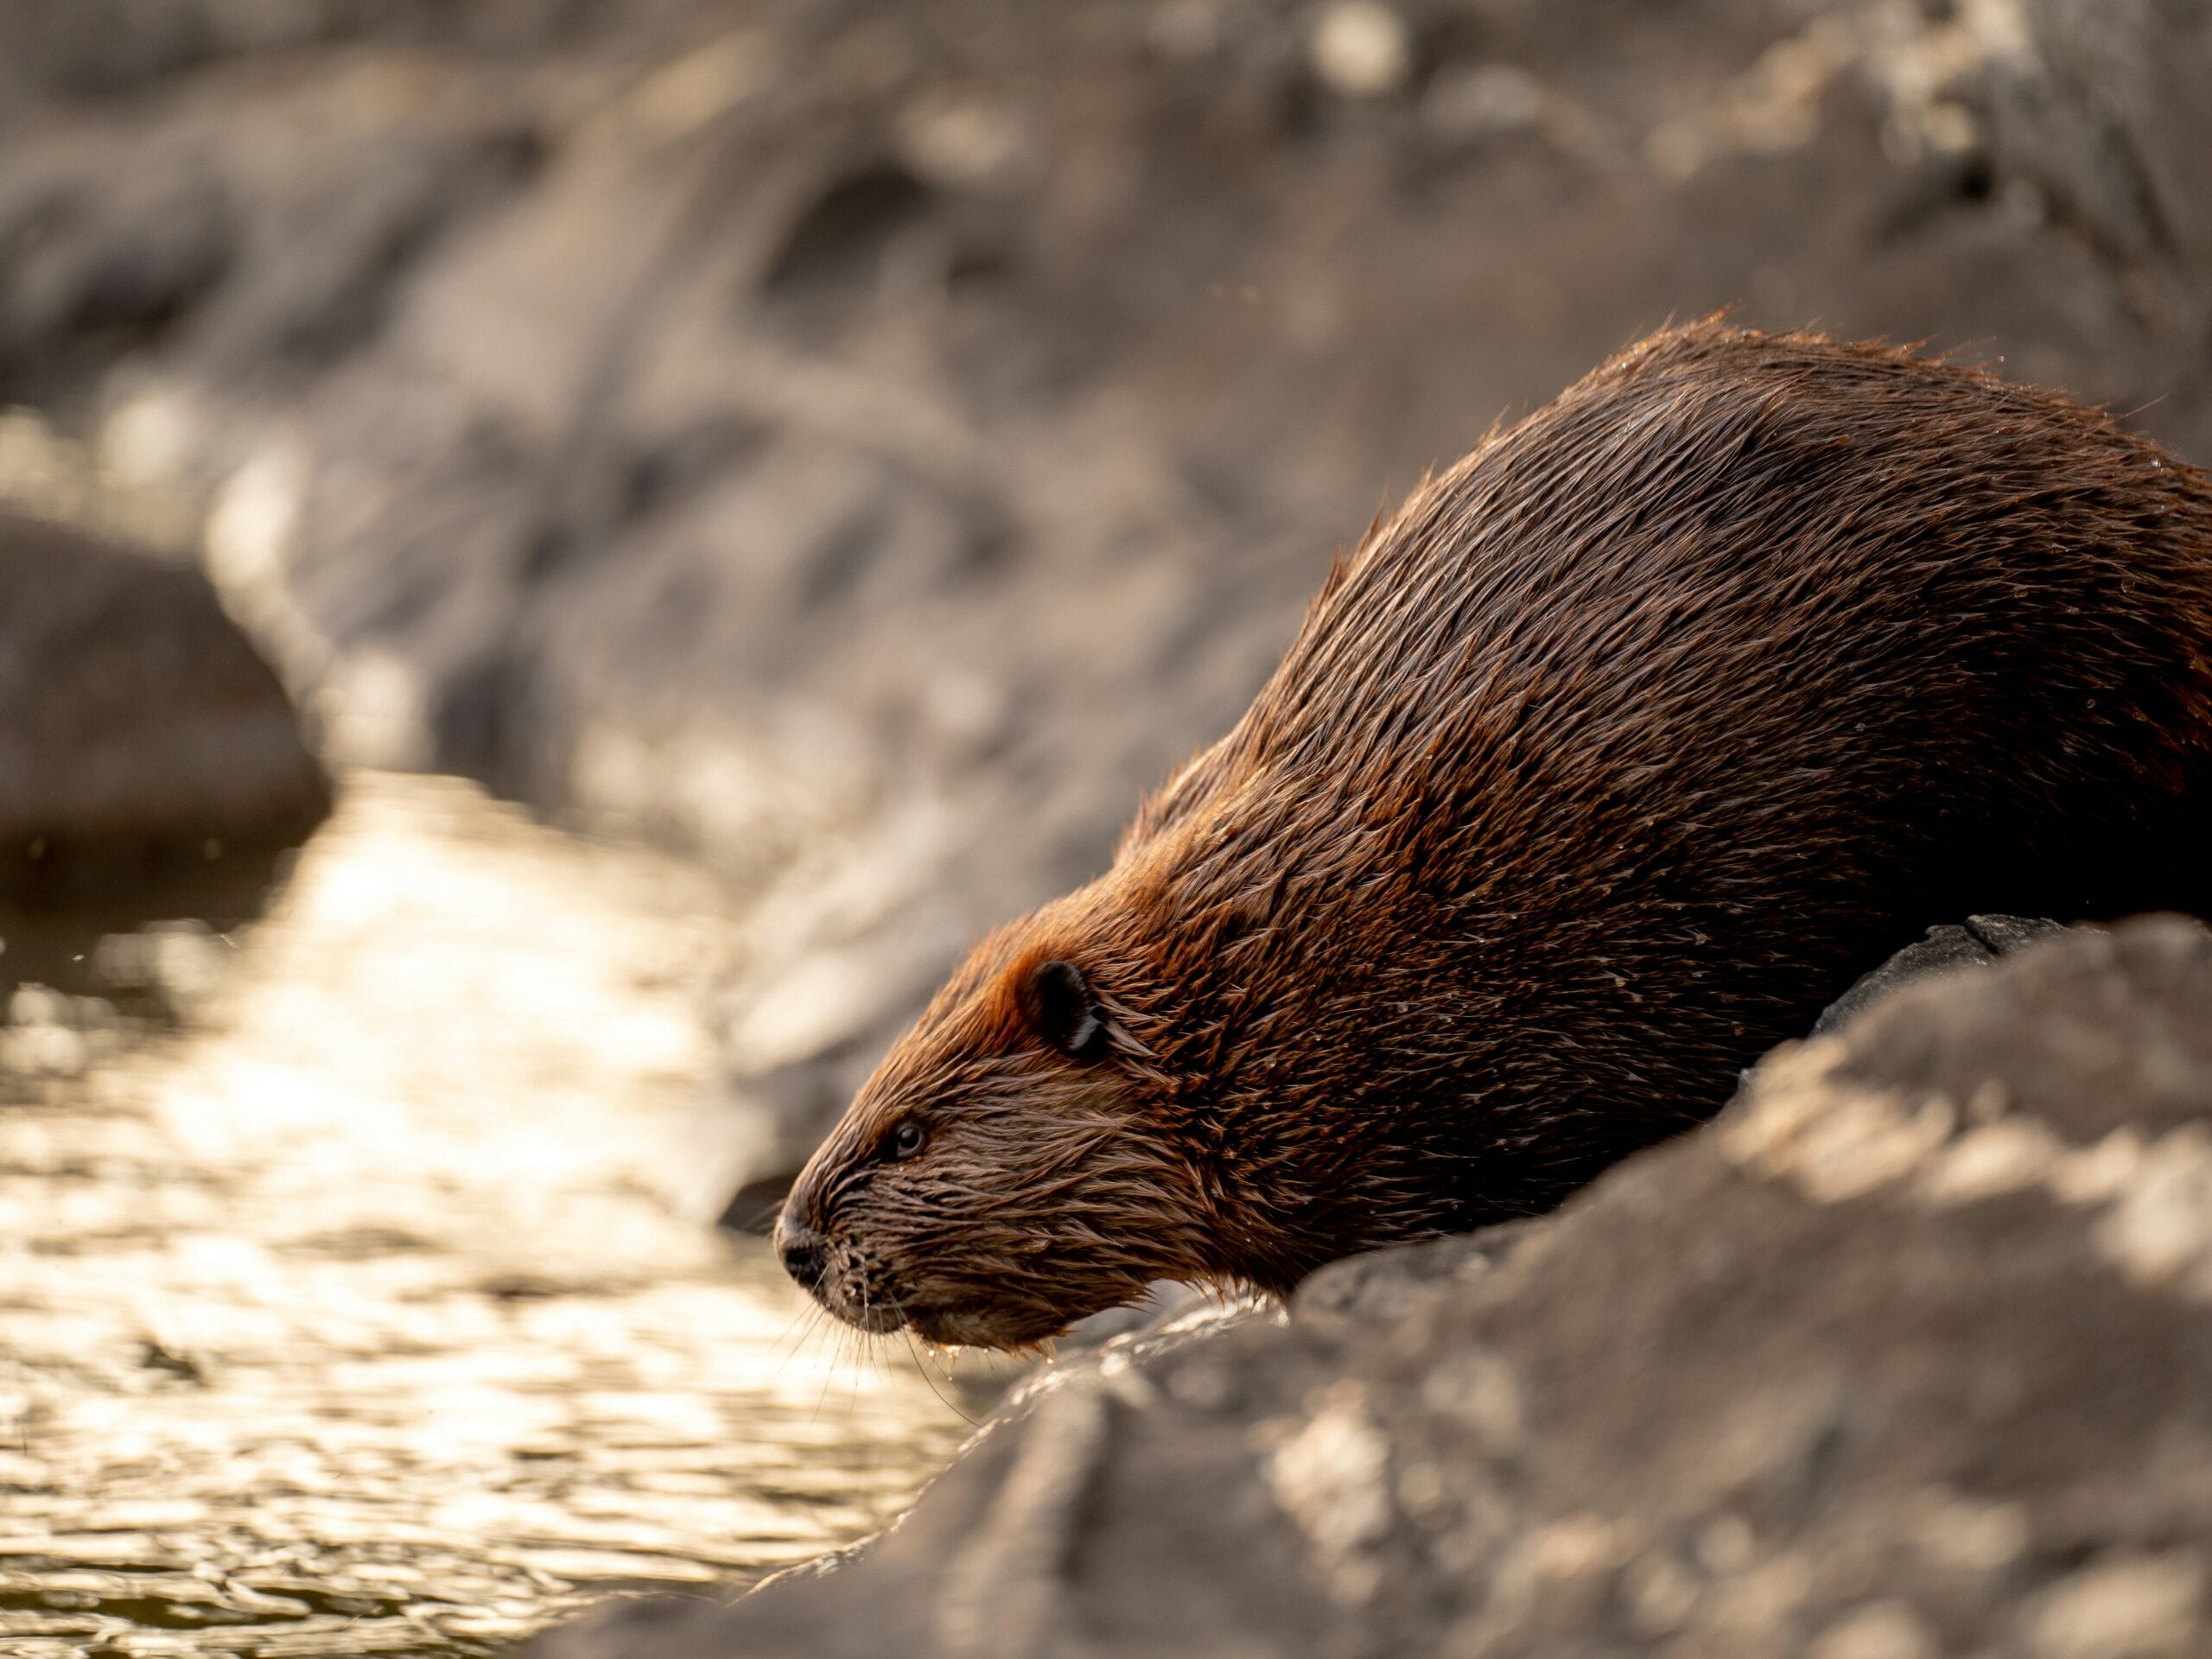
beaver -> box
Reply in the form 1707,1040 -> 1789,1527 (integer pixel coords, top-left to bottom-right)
774,320 -> 2212,1350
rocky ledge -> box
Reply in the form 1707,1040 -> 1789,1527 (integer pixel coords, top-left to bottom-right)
531,914 -> 2212,1659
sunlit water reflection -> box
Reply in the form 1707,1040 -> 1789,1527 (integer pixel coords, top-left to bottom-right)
0,773 -> 972,1656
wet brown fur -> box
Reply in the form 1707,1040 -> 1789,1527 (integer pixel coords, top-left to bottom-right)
780,321 -> 2212,1349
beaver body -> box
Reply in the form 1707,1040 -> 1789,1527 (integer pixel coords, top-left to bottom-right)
777,322 -> 2212,1349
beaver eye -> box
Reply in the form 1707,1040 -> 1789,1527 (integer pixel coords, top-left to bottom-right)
1020,958 -> 1109,1060
887,1121 -> 926,1161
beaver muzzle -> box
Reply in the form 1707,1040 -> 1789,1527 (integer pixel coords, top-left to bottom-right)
772,1215 -> 828,1294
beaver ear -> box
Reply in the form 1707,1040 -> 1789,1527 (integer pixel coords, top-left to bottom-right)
1020,958 -> 1109,1059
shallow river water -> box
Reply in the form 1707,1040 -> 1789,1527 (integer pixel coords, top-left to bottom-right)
0,773 -> 973,1656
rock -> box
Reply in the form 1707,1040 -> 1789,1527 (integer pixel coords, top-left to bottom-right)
0,511 -> 328,917
1978,0 -> 2212,374
1808,914 -> 2064,1039
526,915 -> 2212,1658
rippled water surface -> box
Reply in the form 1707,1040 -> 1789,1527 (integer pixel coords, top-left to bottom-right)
0,775 -> 973,1656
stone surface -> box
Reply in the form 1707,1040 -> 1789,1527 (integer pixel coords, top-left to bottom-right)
3,0 -> 2208,1205
528,916 -> 2212,1659
1808,914 -> 2064,1039
0,511 -> 327,917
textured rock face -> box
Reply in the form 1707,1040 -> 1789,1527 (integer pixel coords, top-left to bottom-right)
529,916 -> 2212,1659
0,512 -> 327,915
3,0 -> 2209,1211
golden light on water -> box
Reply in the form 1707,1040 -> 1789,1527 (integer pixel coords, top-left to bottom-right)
0,773 -> 969,1656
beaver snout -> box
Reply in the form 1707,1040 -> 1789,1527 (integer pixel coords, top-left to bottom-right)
772,1204 -> 913,1334
772,1214 -> 830,1293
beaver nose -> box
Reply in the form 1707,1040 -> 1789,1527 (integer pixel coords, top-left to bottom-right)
774,1215 -> 830,1293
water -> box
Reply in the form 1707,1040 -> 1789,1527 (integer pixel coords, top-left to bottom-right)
0,773 -> 975,1656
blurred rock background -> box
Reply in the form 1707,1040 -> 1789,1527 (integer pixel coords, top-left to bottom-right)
3,0 -> 2207,1217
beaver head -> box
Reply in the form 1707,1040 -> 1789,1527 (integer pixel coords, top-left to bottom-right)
773,742 -> 1522,1350
772,882 -> 1229,1350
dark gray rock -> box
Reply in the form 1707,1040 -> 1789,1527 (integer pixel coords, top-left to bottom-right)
529,916 -> 2212,1659
0,511 -> 327,916
1808,914 -> 2065,1039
